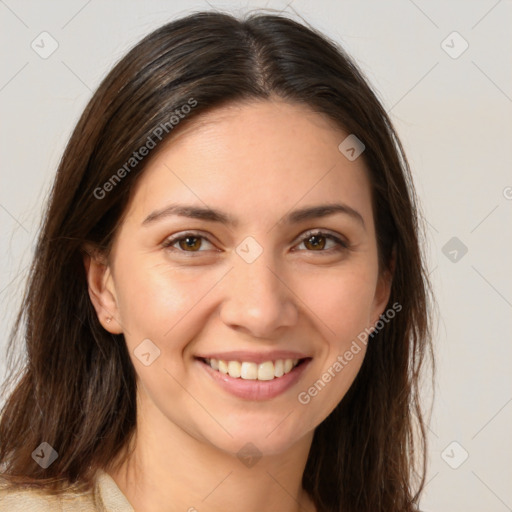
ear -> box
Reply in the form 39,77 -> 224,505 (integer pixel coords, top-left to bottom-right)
83,244 -> 123,334
369,248 -> 396,327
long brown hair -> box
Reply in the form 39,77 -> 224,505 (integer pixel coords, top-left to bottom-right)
0,11 -> 434,512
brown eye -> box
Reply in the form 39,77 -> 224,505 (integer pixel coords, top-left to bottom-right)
303,234 -> 327,251
296,231 -> 348,253
162,232 -> 214,253
177,236 -> 202,251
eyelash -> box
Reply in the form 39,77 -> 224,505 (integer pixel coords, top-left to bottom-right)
161,230 -> 349,256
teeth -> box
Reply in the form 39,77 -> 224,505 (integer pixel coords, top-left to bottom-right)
257,361 -> 274,381
205,358 -> 301,380
241,361 -> 258,380
284,359 -> 294,373
218,360 -> 228,374
274,359 -> 284,378
227,361 -> 241,378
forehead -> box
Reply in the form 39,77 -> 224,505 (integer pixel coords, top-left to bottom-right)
123,99 -> 374,230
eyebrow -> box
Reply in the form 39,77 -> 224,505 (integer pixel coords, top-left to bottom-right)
142,202 -> 365,229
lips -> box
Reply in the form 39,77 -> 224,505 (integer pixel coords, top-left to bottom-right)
194,352 -> 312,401
195,350 -> 310,364
201,356 -> 303,380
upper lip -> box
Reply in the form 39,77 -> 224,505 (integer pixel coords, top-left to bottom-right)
195,350 -> 311,364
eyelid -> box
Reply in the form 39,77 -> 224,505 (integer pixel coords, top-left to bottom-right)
161,230 -> 216,253
162,229 -> 350,254
293,228 -> 349,249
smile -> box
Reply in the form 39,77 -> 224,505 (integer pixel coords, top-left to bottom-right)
196,356 -> 312,401
203,357 -> 301,381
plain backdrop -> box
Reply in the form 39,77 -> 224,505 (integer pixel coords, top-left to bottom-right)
1,1 -> 511,511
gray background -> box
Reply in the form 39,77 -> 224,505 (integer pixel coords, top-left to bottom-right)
1,1 -> 511,510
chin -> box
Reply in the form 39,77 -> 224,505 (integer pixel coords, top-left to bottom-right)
203,418 -> 310,460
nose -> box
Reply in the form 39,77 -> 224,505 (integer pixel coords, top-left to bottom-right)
219,252 -> 299,339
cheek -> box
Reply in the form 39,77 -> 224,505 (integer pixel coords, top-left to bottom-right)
297,264 -> 378,343
292,270 -> 374,424
113,256 -> 210,349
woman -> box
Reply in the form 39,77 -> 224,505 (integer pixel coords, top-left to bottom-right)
0,10 -> 434,512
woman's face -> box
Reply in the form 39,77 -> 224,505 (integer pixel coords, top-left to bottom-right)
89,99 -> 392,457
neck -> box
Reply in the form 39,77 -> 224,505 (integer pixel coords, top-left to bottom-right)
107,388 -> 317,512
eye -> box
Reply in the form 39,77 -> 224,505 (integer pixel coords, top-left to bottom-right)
162,230 -> 349,256
162,232 -> 214,253
294,230 -> 349,253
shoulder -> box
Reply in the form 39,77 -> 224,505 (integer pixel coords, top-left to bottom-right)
0,469 -> 133,512
0,481 -> 97,512
0,485 -> 56,511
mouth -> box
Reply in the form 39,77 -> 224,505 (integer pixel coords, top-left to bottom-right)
198,356 -> 307,380
195,356 -> 312,401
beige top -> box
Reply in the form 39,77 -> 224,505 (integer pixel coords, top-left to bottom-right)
0,469 -> 134,512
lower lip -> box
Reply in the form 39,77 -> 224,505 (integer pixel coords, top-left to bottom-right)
196,358 -> 312,401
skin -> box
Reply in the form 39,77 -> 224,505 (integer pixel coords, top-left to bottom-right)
84,98 -> 393,512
